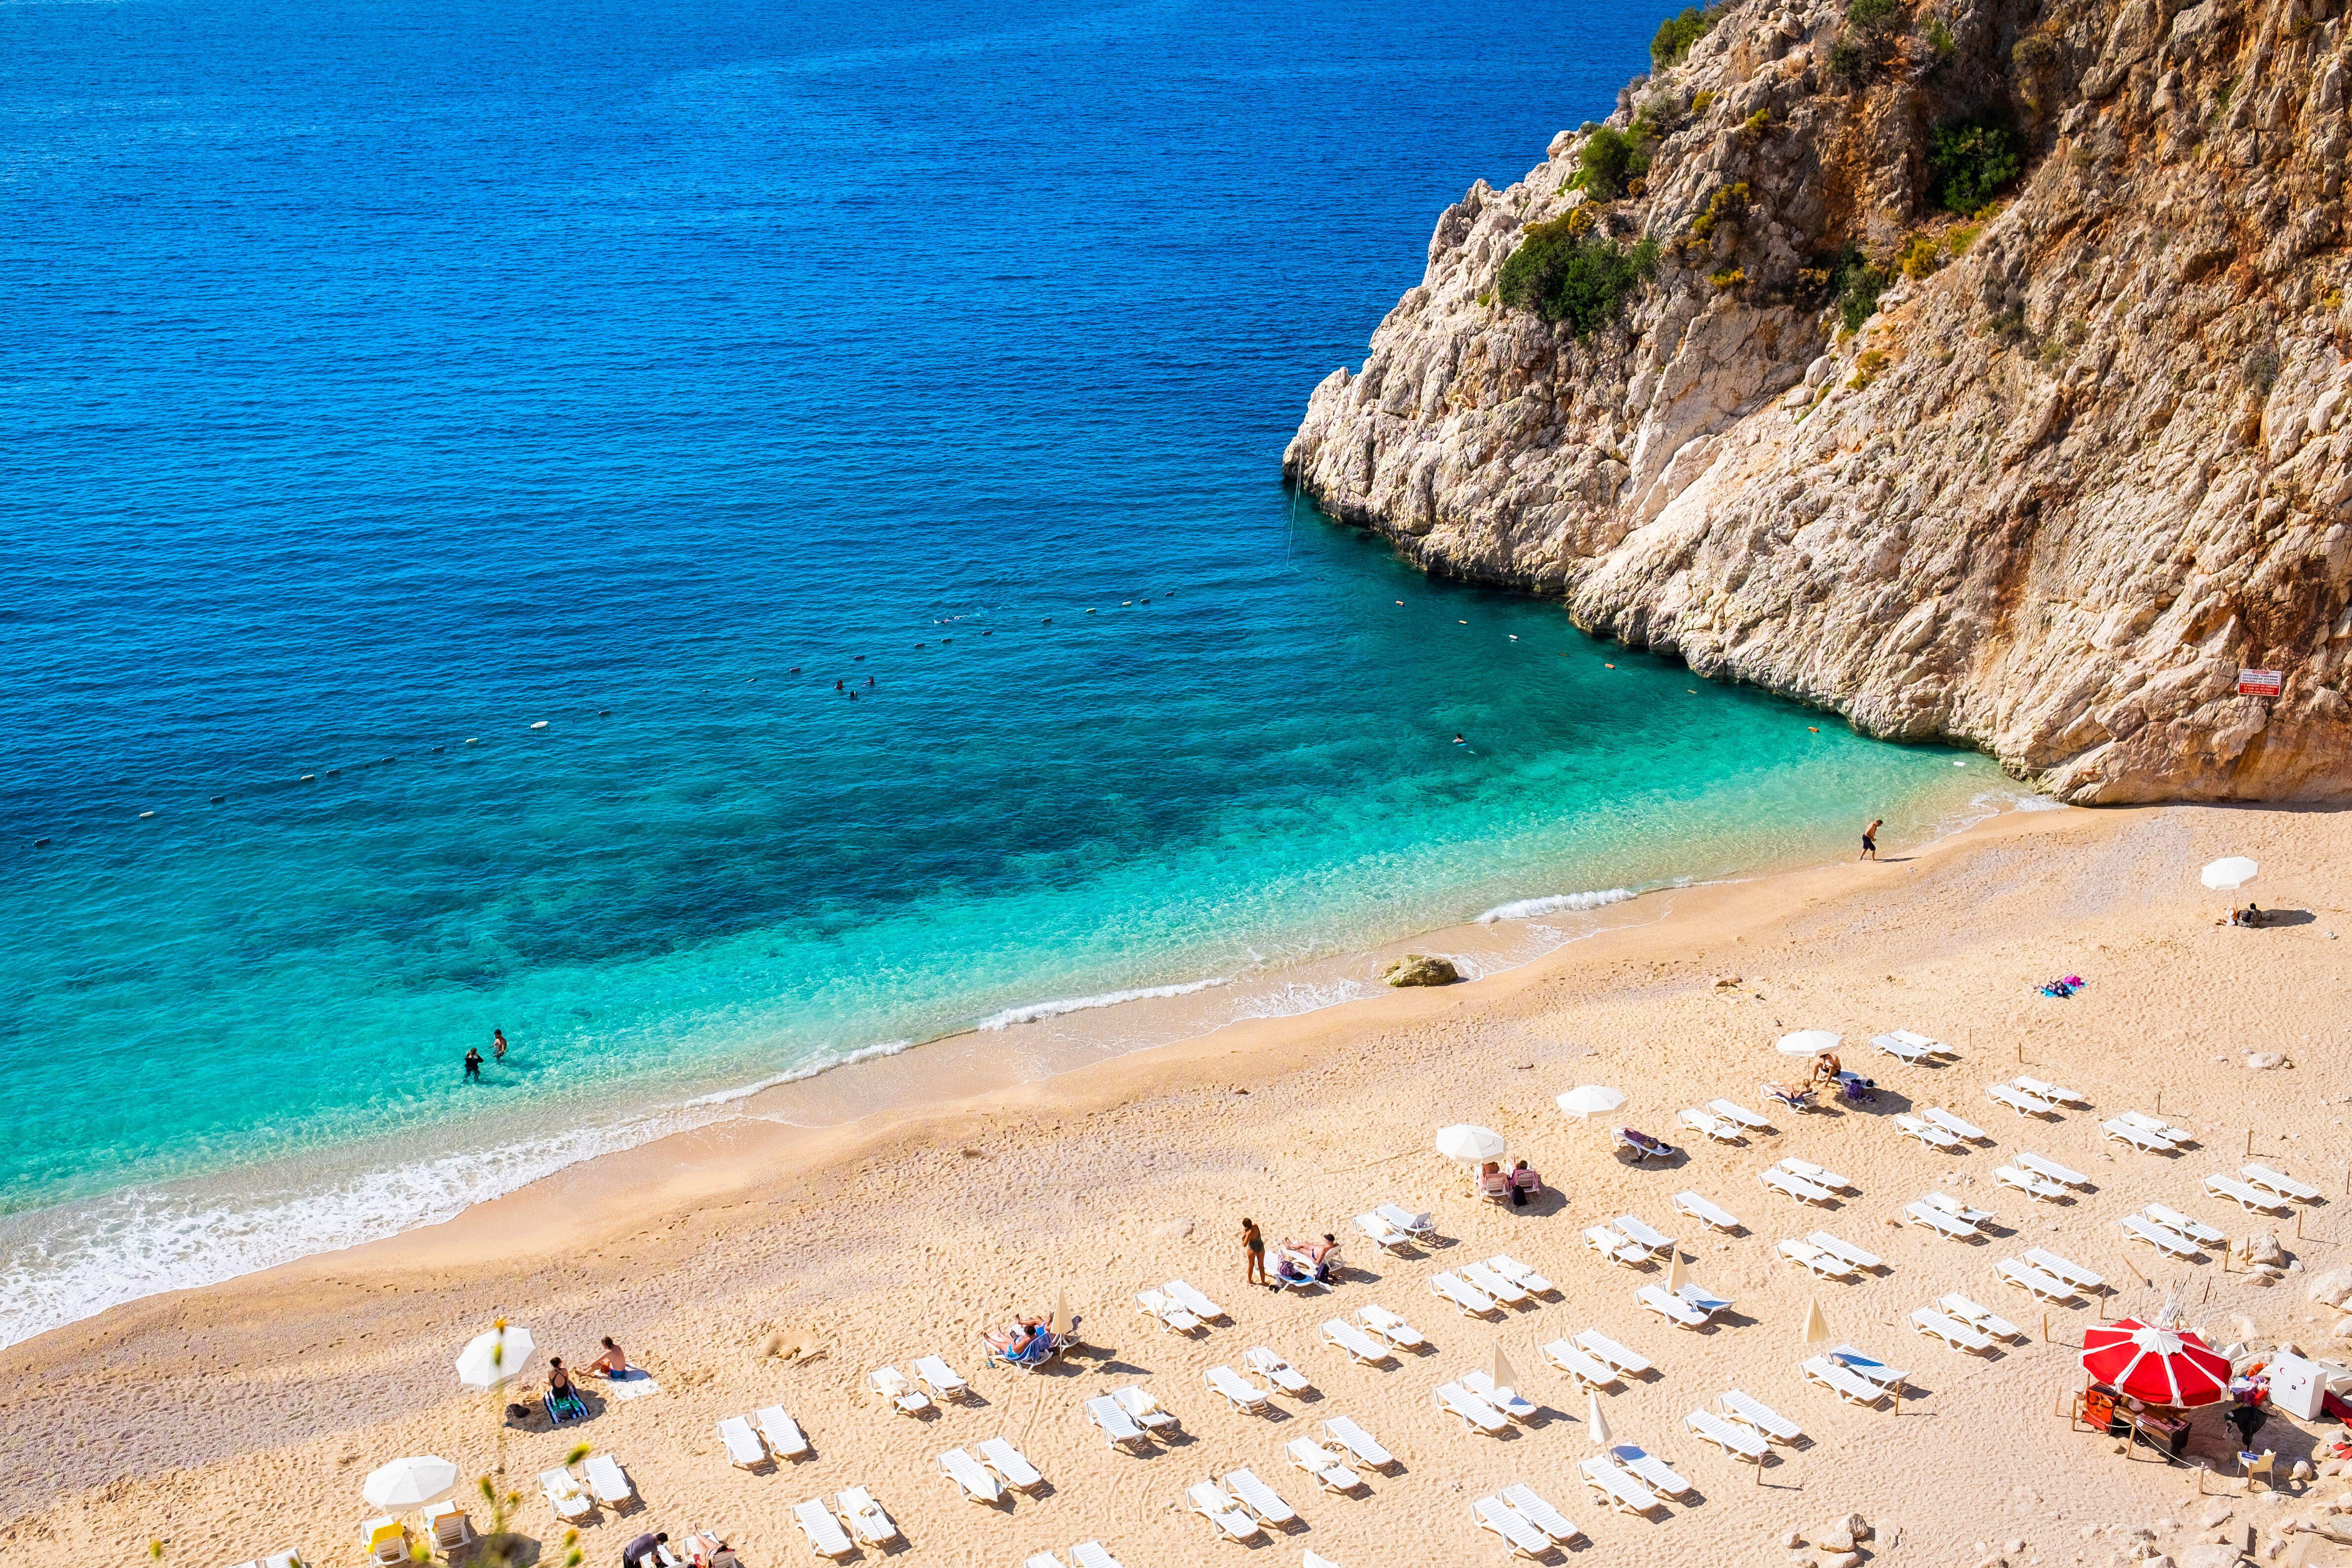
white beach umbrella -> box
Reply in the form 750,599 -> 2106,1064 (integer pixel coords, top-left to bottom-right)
1434,1124 -> 1507,1163
1585,1390 -> 1613,1446
2201,857 -> 2259,891
456,1322 -> 536,1390
363,1454 -> 459,1511
1776,1030 -> 1842,1057
1556,1085 -> 1627,1120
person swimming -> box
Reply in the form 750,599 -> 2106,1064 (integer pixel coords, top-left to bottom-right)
1453,733 -> 1465,744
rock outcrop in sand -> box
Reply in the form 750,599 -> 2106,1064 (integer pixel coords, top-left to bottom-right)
1284,0 -> 2352,801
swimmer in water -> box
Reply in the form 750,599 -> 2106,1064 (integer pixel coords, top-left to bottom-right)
1453,733 -> 1465,744
493,1029 -> 506,1063
835,679 -> 844,691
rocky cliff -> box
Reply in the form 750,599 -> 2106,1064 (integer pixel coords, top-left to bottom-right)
1284,0 -> 2352,801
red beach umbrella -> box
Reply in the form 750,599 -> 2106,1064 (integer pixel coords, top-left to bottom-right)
2081,1319 -> 2232,1408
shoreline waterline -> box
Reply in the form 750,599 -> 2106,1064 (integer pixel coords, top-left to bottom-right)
0,783 -> 2045,1350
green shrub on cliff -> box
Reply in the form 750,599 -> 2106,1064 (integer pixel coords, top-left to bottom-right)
1651,5 -> 1722,68
1498,219 -> 1661,337
1926,117 -> 2024,215
1576,126 -> 1652,199
1826,247 -> 1891,331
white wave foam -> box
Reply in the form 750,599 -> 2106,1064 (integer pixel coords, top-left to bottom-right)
2012,793 -> 2070,811
680,1038 -> 915,1105
1475,887 -> 1636,923
977,976 -> 1228,1031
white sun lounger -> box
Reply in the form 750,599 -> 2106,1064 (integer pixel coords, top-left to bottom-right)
1575,1330 -> 1652,1376
1461,1262 -> 1531,1305
2244,1163 -> 2322,1201
869,1365 -> 931,1414
1203,1365 -> 1271,1413
1071,1545 -> 1124,1568
421,1504 -> 472,1557
1639,1285 -> 1709,1327
1322,1415 -> 1395,1469
1987,1083 -> 2049,1117
1673,1191 -> 1741,1231
938,1447 -> 1002,1504
2024,1247 -> 2102,1291
1084,1394 -> 1151,1451
1782,1157 -> 1851,1191
977,1437 -> 1042,1492
540,1469 -> 591,1521
1373,1203 -> 1435,1238
1026,1554 -> 1070,1568
1614,1444 -> 1692,1496
1803,1356 -> 1889,1405
1778,1237 -> 1857,1279
1681,1107 -> 1743,1143
1460,1369 -> 1537,1423
2146,1202 -> 2227,1245
1825,1345 -> 1906,1388
1873,1031 -> 1941,1065
1710,1098 -> 1772,1131
1688,1407 -> 1770,1460
1359,1304 -> 1425,1348
2014,1150 -> 2088,1186
2102,1119 -> 2176,1153
1614,1215 -> 1676,1255
1222,1467 -> 1295,1526
1580,1455 -> 1663,1514
1186,1481 -> 1261,1542
1246,1345 -> 1312,1394
1319,1317 -> 1391,1365
1995,1165 -> 2067,1202
2122,1110 -> 2193,1142
1760,1165 -> 1835,1205
1135,1288 -> 1203,1334
1488,1253 -> 1554,1293
1923,1107 -> 1988,1142
718,1416 -> 765,1468
1926,1190 -> 1997,1226
834,1488 -> 898,1548
1285,1436 -> 1362,1492
1473,1497 -> 1552,1559
1910,1306 -> 1996,1353
1904,1200 -> 1978,1239
2015,1074 -> 2086,1106
1678,1280 -> 1734,1316
1434,1380 -> 1510,1434
1165,1279 -> 1226,1321
1806,1231 -> 1881,1270
1302,1552 -> 1345,1568
1896,1114 -> 1962,1151
582,1454 -> 633,1508
1429,1272 -> 1499,1316
913,1355 -> 969,1402
1543,1337 -> 1619,1388
792,1498 -> 854,1558
1353,1212 -> 1413,1253
2207,1173 -> 2293,1212
1585,1222 -> 1651,1266
1939,1293 -> 2019,1338
755,1407 -> 810,1460
1502,1483 -> 1581,1544
1997,1257 -> 2077,1301
2121,1213 -> 2202,1258
1112,1385 -> 1177,1430
1721,1389 -> 1802,1441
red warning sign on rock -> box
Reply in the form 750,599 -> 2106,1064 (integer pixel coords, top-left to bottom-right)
2237,668 -> 2283,696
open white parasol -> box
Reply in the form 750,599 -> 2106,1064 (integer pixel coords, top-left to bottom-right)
456,1322 -> 536,1390
362,1454 -> 459,1511
2201,857 -> 2259,891
1556,1085 -> 1627,1120
1434,1124 -> 1507,1163
1776,1030 -> 1842,1057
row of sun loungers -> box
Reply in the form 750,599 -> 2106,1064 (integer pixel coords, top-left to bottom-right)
1760,1157 -> 1850,1205
539,1453 -> 634,1518
1475,1484 -> 1581,1557
1870,1029 -> 1955,1065
718,1406 -> 809,1467
1639,1281 -> 1733,1328
1134,1279 -> 1228,1333
793,1487 -> 898,1558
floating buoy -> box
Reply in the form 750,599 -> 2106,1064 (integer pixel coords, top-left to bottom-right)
917,642 -> 926,648
1085,608 -> 1096,613
1508,634 -> 1518,641
300,773 -> 316,782
788,668 -> 800,675
210,795 -> 225,803
381,756 -> 394,764
1041,618 -> 1052,624
1395,600 -> 1403,606
33,837 -> 49,847
1954,760 -> 1967,766
598,709 -> 610,717
1809,726 -> 1819,732
1688,689 -> 1697,694
982,630 -> 992,636
466,738 -> 478,745
854,655 -> 865,662
433,746 -> 445,754
1605,663 -> 1616,669
1458,620 -> 1468,625
1121,601 -> 1132,607
530,721 -> 547,730
139,810 -> 154,819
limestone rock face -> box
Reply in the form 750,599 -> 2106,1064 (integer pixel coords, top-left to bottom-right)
1284,0 -> 2352,802
1384,953 -> 1462,987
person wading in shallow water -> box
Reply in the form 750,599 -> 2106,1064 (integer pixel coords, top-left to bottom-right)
463,1046 -> 484,1082
492,1028 -> 507,1064
1860,818 -> 1883,860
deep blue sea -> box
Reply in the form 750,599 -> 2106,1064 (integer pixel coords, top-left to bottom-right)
0,0 -> 2014,1344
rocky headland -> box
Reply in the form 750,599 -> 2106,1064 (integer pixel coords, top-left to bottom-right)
1285,0 -> 2352,801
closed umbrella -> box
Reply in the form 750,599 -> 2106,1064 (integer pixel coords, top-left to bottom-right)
1051,1288 -> 1073,1339
1664,1249 -> 1689,1294
363,1455 -> 459,1511
456,1322 -> 535,1390
2081,1319 -> 2232,1408
2201,857 -> 2259,891
1585,1390 -> 1612,1445
1801,1298 -> 1830,1346
1556,1085 -> 1626,1119
1434,1124 -> 1507,1163
1776,1030 -> 1841,1057
1490,1343 -> 1522,1396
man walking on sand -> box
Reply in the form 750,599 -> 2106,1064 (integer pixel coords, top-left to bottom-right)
1860,818 -> 1882,860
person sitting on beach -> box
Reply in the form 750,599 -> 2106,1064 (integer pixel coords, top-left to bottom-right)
1478,1161 -> 1510,1201
545,1356 -> 588,1423
1508,1159 -> 1542,1206
1306,1233 -> 1341,1281
588,1337 -> 629,1377
1810,1051 -> 1842,1087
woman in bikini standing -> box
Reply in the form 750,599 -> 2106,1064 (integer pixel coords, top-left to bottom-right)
1240,1218 -> 1269,1288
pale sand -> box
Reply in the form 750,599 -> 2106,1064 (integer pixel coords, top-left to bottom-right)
8,801 -> 2352,1568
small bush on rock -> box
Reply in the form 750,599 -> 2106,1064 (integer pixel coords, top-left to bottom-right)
1847,0 -> 1900,30
1651,4 -> 1723,68
1498,220 -> 1662,337
1827,247 -> 1891,331
1927,117 -> 2024,215
1576,126 -> 1652,198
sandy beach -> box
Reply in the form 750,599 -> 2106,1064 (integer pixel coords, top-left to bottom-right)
11,800 -> 2352,1568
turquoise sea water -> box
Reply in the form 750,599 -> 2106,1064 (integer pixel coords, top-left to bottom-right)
0,0 -> 2007,1344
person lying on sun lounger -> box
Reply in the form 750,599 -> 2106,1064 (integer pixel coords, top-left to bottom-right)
587,1337 -> 629,1376
1616,1128 -> 1678,1162
1280,1236 -> 1342,1283
1763,1081 -> 1816,1111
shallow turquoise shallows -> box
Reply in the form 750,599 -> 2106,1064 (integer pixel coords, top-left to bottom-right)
0,0 -> 2006,1343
